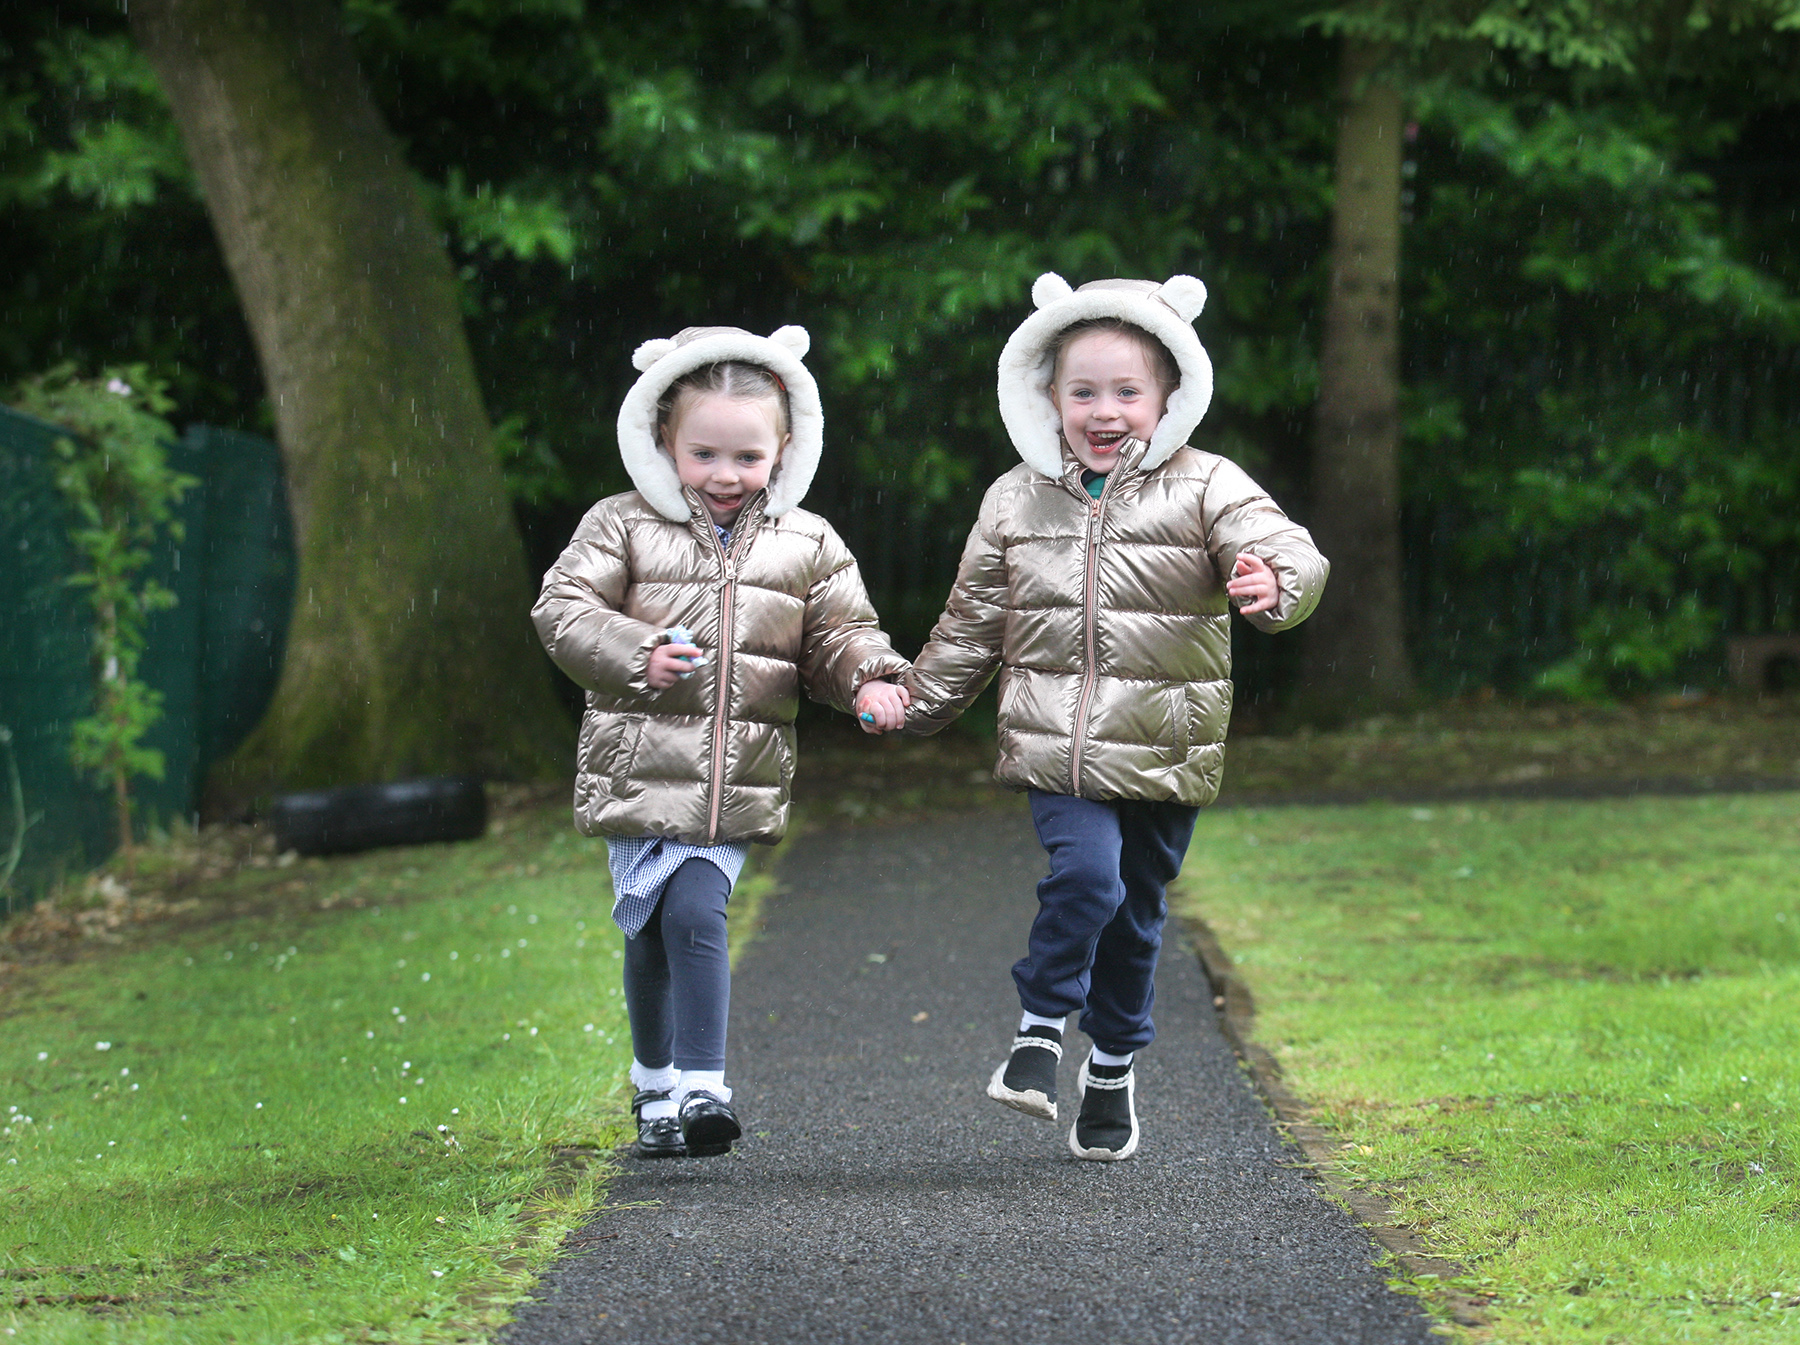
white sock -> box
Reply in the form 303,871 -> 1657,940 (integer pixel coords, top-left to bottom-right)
1092,1047 -> 1134,1069
630,1059 -> 678,1094
1019,1011 -> 1067,1035
640,1097 -> 678,1121
675,1069 -> 730,1105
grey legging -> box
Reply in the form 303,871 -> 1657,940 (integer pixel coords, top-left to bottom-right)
622,857 -> 731,1072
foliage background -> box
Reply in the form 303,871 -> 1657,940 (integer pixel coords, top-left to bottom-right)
3,0 -> 1797,705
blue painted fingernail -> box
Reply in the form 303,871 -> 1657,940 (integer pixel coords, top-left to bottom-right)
860,711 -> 875,723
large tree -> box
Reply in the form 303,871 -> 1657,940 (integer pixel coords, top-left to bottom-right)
1298,36 -> 1413,711
128,0 -> 568,805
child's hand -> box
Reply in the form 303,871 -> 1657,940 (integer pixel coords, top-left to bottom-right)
855,679 -> 910,734
646,640 -> 706,689
1226,552 -> 1279,616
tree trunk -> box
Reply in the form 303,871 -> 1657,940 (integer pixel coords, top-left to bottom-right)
1298,37 -> 1414,714
130,0 -> 569,806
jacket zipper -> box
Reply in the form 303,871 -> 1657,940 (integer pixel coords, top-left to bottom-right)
1069,465 -> 1116,796
702,494 -> 761,843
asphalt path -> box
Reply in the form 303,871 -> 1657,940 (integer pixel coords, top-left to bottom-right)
504,808 -> 1439,1345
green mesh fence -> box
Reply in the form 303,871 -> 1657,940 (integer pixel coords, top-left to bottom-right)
0,408 -> 293,907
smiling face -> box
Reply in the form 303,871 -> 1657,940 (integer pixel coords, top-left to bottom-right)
1051,329 -> 1171,474
662,391 -> 787,526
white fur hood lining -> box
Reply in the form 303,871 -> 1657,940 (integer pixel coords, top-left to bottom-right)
617,324 -> 823,523
997,273 -> 1214,478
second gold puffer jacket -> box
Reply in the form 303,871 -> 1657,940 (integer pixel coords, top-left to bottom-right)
535,488 -> 905,844
903,438 -> 1326,806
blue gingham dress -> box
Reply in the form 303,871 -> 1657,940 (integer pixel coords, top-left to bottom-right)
604,835 -> 749,937
604,520 -> 751,939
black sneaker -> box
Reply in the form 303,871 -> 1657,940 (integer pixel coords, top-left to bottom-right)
986,1025 -> 1063,1120
1068,1055 -> 1138,1161
631,1088 -> 685,1160
678,1090 -> 741,1158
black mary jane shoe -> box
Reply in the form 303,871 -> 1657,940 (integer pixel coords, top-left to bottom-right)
631,1088 -> 686,1160
678,1090 -> 742,1158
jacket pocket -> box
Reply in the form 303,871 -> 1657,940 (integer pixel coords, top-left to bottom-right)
609,716 -> 645,791
1166,686 -> 1191,765
775,727 -> 796,791
585,712 -> 642,792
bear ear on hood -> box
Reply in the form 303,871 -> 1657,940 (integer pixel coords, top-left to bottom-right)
631,338 -> 679,373
1032,273 -> 1074,310
1156,274 -> 1208,323
768,325 -> 810,358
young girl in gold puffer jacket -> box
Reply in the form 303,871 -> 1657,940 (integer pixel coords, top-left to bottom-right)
534,324 -> 908,1161
899,274 -> 1328,1161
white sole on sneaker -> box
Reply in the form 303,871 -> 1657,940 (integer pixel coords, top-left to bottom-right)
1068,1058 -> 1138,1161
987,1060 -> 1057,1121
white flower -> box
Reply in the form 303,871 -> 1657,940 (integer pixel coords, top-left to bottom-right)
430,1269 -> 444,1278
106,378 -> 132,396
36,1052 -> 46,1061
421,972 -> 430,982
399,1097 -> 407,1104
255,1102 -> 263,1109
584,1024 -> 594,1032
95,1042 -> 112,1051
120,1068 -> 129,1076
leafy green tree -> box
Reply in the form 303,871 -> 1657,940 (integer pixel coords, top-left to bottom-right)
3,0 -> 1796,723
126,0 -> 570,803
1297,0 -> 1800,711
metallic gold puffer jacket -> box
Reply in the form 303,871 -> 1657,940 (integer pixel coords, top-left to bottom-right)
903,439 -> 1327,806
533,488 -> 906,845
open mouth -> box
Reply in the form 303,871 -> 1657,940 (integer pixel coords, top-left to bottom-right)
1085,431 -> 1126,453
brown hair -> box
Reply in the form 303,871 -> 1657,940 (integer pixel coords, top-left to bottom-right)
1049,318 -> 1179,391
655,361 -> 790,446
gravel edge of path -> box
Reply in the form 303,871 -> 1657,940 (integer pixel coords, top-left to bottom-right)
1184,915 -> 1494,1332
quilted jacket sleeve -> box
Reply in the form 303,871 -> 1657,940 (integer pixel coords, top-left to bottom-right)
796,519 -> 910,712
1201,458 -> 1329,633
531,499 -> 664,697
901,478 -> 1010,733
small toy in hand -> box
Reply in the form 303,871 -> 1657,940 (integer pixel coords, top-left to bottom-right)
665,626 -> 709,679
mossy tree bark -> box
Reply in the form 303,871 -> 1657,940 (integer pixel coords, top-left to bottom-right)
130,0 -> 570,807
1298,38 -> 1415,715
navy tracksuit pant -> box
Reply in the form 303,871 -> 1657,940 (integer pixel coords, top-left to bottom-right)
1015,790 -> 1201,1055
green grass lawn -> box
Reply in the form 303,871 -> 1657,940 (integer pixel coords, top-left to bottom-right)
0,799 -> 777,1343
1177,791 -> 1800,1343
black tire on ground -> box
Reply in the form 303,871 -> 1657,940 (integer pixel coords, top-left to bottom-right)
269,777 -> 487,857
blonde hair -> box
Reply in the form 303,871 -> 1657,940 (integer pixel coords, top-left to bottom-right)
1049,318 -> 1179,391
655,361 -> 790,446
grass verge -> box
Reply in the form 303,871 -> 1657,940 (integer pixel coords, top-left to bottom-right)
0,795 -> 774,1343
1176,790 -> 1800,1342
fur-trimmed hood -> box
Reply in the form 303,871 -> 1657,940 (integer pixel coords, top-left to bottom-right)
616,324 -> 824,523
996,273 -> 1214,478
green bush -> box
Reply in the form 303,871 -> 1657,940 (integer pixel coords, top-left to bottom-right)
9,366 -> 196,853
